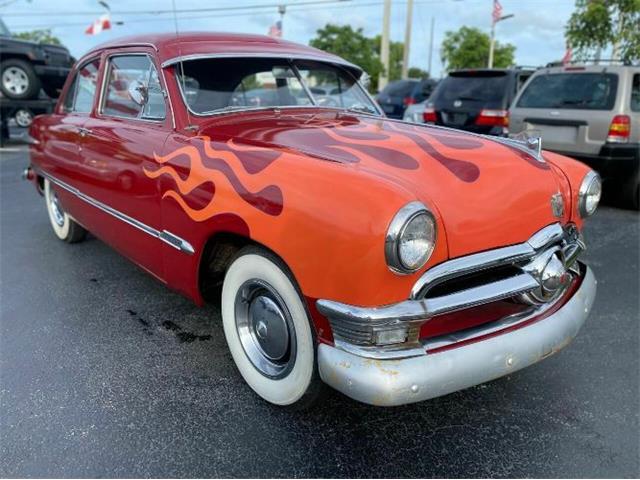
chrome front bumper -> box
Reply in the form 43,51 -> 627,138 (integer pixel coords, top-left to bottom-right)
318,266 -> 596,406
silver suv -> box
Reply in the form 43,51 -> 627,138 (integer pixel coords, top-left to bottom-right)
510,63 -> 640,209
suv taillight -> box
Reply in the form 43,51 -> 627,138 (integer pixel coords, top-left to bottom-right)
403,96 -> 416,107
475,109 -> 509,127
423,107 -> 437,123
607,115 -> 631,143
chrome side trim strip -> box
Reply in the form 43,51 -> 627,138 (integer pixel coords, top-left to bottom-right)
41,172 -> 194,255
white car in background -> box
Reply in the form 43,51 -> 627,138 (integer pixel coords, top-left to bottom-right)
403,100 -> 428,123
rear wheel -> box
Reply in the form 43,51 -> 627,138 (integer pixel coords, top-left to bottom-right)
0,59 -> 41,100
44,179 -> 87,243
221,246 -> 323,407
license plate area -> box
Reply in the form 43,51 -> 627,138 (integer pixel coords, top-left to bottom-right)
442,111 -> 468,125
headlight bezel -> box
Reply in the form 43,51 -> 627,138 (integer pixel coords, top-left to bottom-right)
385,201 -> 437,274
578,170 -> 602,218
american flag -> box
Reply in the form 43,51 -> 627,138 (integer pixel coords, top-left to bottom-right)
492,0 -> 503,24
85,13 -> 111,35
268,20 -> 282,38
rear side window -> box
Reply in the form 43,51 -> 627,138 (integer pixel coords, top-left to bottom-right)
63,58 -> 100,113
102,55 -> 166,120
631,74 -> 640,112
432,72 -> 509,103
382,80 -> 417,97
517,73 -> 618,110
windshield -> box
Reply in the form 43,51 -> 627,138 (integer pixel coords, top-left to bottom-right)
516,72 -> 618,110
433,72 -> 509,103
381,80 -> 418,97
0,18 -> 11,36
176,57 -> 378,115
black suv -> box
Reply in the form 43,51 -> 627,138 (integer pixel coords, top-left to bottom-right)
376,78 -> 438,119
423,68 -> 534,135
0,18 -> 73,99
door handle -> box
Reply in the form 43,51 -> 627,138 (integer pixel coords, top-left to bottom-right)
78,127 -> 93,137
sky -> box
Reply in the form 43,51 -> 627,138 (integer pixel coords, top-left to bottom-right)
1,0 -> 579,78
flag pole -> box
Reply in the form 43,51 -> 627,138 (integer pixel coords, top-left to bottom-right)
488,21 -> 495,68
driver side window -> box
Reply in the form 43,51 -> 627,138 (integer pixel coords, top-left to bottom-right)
101,54 -> 166,120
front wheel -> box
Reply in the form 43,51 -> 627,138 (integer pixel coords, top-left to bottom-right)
221,247 -> 323,407
44,178 -> 87,243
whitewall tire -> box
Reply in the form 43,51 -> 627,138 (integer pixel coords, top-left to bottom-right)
221,247 -> 322,407
44,178 -> 87,243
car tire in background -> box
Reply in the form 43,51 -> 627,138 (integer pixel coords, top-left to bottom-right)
0,59 -> 41,100
14,108 -> 33,128
44,179 -> 87,243
221,246 -> 324,408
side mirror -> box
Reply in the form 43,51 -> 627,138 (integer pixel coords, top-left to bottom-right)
128,80 -> 148,107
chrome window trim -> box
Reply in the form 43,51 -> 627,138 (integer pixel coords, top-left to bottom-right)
98,52 -> 168,123
62,56 -> 102,115
41,171 -> 194,255
169,55 -> 382,119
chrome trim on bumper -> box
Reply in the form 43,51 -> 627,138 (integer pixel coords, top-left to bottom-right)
41,171 -> 195,255
318,266 -> 596,406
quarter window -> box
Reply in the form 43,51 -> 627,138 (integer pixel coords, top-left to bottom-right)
102,55 -> 166,120
631,74 -> 639,112
63,58 -> 100,113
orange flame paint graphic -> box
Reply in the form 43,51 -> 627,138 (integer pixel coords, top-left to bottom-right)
144,136 -> 284,222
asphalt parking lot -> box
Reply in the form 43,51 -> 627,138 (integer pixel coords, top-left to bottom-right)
1,144 -> 639,478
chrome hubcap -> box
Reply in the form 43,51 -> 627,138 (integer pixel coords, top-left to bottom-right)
49,190 -> 65,227
15,109 -> 33,127
2,67 -> 29,95
235,280 -> 296,378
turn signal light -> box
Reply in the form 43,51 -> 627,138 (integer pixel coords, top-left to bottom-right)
607,115 -> 630,143
423,107 -> 437,123
475,109 -> 509,127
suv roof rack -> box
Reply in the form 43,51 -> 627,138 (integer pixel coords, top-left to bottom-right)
546,59 -> 634,67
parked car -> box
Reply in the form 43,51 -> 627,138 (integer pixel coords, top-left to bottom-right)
510,63 -> 640,209
376,78 -> 437,119
422,68 -> 534,135
26,33 -> 599,408
0,17 -> 74,99
403,100 -> 427,123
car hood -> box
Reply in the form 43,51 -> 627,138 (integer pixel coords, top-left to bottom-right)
199,109 -> 564,257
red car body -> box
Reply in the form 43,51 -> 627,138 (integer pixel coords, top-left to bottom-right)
27,33 -> 599,407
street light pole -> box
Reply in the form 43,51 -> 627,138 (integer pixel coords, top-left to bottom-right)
379,0 -> 391,90
401,0 -> 413,79
488,13 -> 513,68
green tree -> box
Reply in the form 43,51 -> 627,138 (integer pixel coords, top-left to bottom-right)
566,0 -> 640,63
13,29 -> 61,45
310,24 -> 383,92
408,67 -> 429,79
440,26 -> 515,70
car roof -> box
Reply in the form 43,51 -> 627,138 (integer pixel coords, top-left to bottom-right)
83,32 -> 362,76
534,64 -> 639,75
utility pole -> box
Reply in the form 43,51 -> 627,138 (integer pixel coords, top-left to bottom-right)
278,4 -> 286,36
488,13 -> 513,68
401,0 -> 413,79
379,0 -> 391,91
427,16 -> 434,77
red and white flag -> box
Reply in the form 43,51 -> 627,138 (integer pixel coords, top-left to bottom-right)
85,13 -> 111,35
561,45 -> 573,65
268,20 -> 282,38
492,0 -> 503,24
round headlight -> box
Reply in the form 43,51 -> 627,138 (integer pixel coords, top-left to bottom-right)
385,202 -> 437,274
578,171 -> 601,218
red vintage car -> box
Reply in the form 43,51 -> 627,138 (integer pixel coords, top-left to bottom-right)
25,33 -> 600,407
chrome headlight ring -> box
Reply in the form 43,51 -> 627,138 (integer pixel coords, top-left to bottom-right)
578,171 -> 602,218
385,201 -> 437,274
